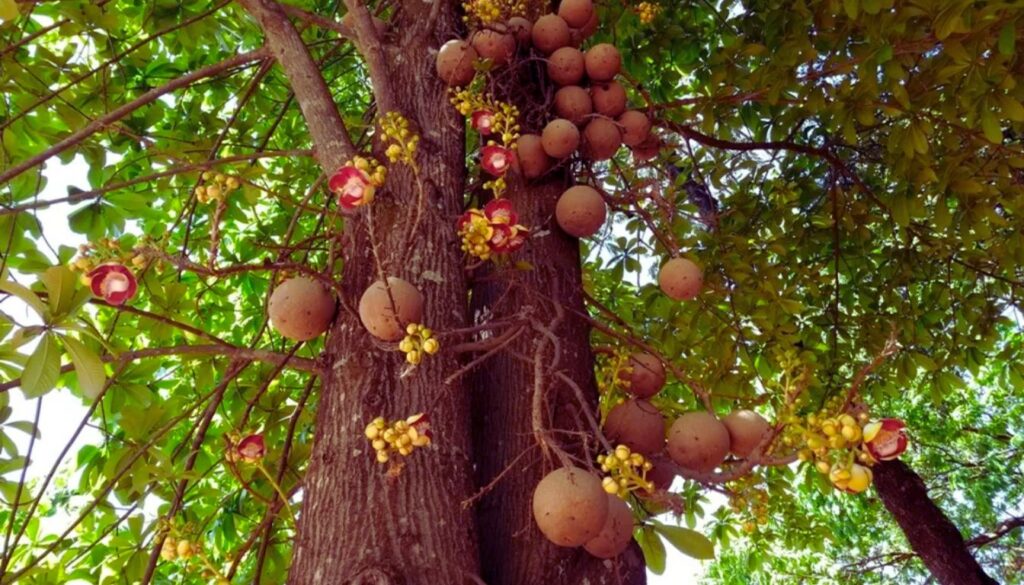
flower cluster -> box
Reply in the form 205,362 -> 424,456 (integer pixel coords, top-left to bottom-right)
635,1 -> 661,24
727,474 -> 771,532
451,91 -> 521,196
365,413 -> 432,463
398,323 -> 440,365
461,0 -> 527,26
457,199 -> 528,261
196,171 -> 241,204
784,402 -> 909,494
330,156 -> 387,212
380,111 -> 419,167
598,444 -> 654,497
161,536 -> 199,561
596,350 -> 632,416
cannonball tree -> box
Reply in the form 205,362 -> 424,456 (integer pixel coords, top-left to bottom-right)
0,1 -> 1022,585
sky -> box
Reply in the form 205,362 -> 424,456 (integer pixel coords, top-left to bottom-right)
1,158 -> 716,581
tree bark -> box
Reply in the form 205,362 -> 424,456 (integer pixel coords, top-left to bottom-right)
873,459 -> 998,585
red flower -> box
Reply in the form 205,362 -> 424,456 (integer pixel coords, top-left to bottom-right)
237,434 -> 266,463
329,166 -> 375,211
863,418 -> 908,461
87,264 -> 138,306
483,198 -> 517,225
489,223 -> 528,253
481,145 -> 515,176
471,109 -> 496,135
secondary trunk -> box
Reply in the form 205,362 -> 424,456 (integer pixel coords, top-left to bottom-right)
873,459 -> 997,585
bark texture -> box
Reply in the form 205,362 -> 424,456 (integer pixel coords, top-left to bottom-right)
873,459 -> 998,585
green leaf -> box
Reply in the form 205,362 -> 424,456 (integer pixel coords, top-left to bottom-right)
0,279 -> 48,318
653,522 -> 716,559
998,23 -> 1015,56
635,526 -> 667,574
40,265 -> 79,319
980,111 -> 1003,144
21,334 -> 61,398
60,334 -> 106,400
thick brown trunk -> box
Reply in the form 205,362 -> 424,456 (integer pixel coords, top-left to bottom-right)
287,5 -> 481,585
468,173 -> 647,585
873,459 -> 997,585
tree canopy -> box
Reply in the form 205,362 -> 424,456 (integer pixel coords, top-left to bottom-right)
0,1 -> 1022,584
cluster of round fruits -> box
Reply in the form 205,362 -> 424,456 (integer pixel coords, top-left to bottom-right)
785,404 -> 909,494
398,323 -> 440,365
365,413 -> 432,464
195,171 -> 241,204
532,466 -> 635,559
598,444 -> 654,496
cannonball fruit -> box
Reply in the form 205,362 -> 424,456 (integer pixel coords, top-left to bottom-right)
554,86 -> 593,125
645,455 -> 677,491
658,257 -> 703,300
436,40 -> 478,87
515,134 -> 552,179
558,0 -> 594,28
584,43 -> 621,81
582,116 -> 622,161
541,118 -> 580,158
722,410 -> 770,458
632,133 -> 661,162
547,47 -> 585,86
583,494 -> 633,558
508,17 -> 533,45
268,277 -> 335,341
532,14 -> 571,54
471,29 -> 515,67
667,411 -> 731,473
618,110 -> 652,147
532,467 -> 609,547
358,277 -> 424,341
625,352 -> 665,398
555,185 -> 606,238
579,9 -> 599,39
591,81 -> 627,117
603,399 -> 666,456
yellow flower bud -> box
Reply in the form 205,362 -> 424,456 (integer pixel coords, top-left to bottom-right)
422,338 -> 439,354
376,450 -> 389,463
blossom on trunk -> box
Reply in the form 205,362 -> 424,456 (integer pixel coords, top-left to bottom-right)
471,109 -> 496,135
863,418 -> 908,461
481,144 -> 515,176
457,199 -> 529,260
87,264 -> 138,305
329,166 -> 376,211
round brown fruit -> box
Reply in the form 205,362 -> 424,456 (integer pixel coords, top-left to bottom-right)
515,134 -> 552,179
579,9 -> 599,38
624,352 -> 665,398
507,16 -> 533,45
618,110 -> 651,147
532,467 -> 609,547
722,410 -> 770,458
631,133 -> 661,162
471,29 -> 515,67
582,116 -> 622,161
554,85 -> 593,125
584,43 -> 621,81
667,411 -> 731,473
645,455 -> 678,491
541,118 -> 580,158
531,14 -> 571,54
658,257 -> 703,301
590,81 -> 627,117
358,277 -> 424,341
583,494 -> 633,558
268,277 -> 336,341
436,39 -> 478,87
603,399 -> 666,456
555,185 -> 606,238
558,0 -> 594,28
547,47 -> 585,86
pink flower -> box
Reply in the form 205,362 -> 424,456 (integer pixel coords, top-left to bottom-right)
489,223 -> 528,253
329,166 -> 375,211
471,109 -> 496,135
483,198 -> 517,225
863,418 -> 908,461
481,145 -> 515,176
87,264 -> 138,306
236,434 -> 266,463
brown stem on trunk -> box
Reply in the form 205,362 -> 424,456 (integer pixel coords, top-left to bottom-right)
873,459 -> 998,585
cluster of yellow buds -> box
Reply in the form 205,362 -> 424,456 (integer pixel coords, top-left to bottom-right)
461,0 -> 526,25
196,171 -> 241,204
451,91 -> 521,147
160,535 -> 199,562
69,238 -> 149,281
380,111 -> 420,167
398,323 -> 440,365
635,1 -> 660,24
365,413 -> 432,463
596,350 -> 632,419
598,444 -> 654,497
727,474 -> 770,532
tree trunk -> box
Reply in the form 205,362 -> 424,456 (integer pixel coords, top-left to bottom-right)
468,171 -> 646,585
873,459 -> 997,585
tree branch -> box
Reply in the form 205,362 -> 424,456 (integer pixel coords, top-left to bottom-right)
341,0 -> 396,112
